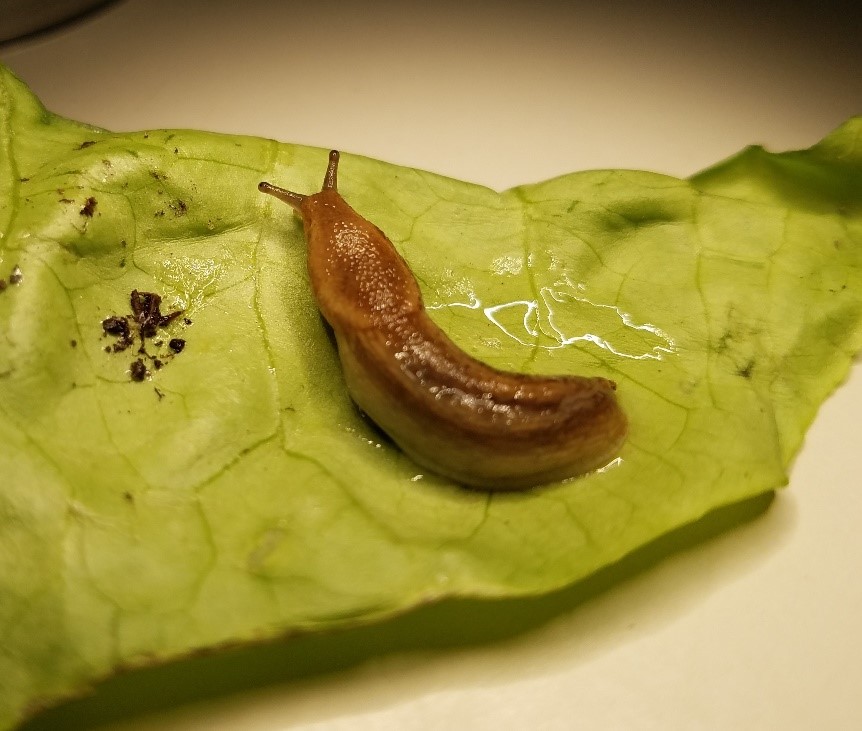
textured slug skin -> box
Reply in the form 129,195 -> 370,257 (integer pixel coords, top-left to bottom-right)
259,151 -> 627,490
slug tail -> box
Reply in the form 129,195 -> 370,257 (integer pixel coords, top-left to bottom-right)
258,181 -> 307,210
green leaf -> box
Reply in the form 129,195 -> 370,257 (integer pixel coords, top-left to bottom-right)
1,64 -> 860,729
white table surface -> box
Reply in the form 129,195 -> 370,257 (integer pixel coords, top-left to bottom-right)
3,1 -> 861,729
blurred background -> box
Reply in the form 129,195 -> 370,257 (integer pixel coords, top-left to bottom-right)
2,0 -> 860,188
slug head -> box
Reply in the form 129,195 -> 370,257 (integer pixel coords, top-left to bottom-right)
258,149 -> 340,211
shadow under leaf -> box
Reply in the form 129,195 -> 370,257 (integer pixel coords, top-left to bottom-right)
21,490 -> 776,731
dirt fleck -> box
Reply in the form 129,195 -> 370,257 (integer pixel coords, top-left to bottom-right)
102,315 -> 130,339
8,266 -> 22,285
154,387 -> 165,401
130,359 -> 148,381
0,280 -> 6,292
80,197 -> 97,217
170,199 -> 188,216
70,339 -> 77,348
130,290 -> 182,340
101,289 -> 191,382
736,360 -> 755,379
168,338 -> 185,354
78,140 -> 96,149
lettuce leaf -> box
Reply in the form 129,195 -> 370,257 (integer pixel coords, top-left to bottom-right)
1,65 -> 860,729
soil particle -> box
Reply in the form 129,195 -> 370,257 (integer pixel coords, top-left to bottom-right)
100,288 -> 191,382
80,197 -> 97,217
130,359 -> 148,381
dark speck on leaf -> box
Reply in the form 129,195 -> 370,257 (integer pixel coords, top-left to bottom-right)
80,197 -> 97,217
737,360 -> 755,379
130,359 -> 148,381
102,290 -> 188,381
78,140 -> 96,149
154,387 -> 165,401
183,317 -> 193,326
123,491 -> 134,502
19,177 -> 29,182
155,210 -> 165,218
70,339 -> 77,348
131,289 -> 182,337
0,280 -> 6,291
59,197 -> 73,204
102,315 -> 129,338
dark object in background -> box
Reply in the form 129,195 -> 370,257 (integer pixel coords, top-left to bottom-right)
0,0 -> 117,44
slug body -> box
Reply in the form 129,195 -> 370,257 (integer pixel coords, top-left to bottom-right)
259,151 -> 627,489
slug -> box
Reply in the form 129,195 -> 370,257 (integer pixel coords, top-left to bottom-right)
259,151 -> 627,490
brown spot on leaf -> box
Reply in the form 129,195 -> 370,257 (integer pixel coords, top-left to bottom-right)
130,359 -> 148,381
80,197 -> 97,217
101,289 -> 191,382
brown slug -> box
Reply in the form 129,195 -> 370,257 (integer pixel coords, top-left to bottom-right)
259,151 -> 627,490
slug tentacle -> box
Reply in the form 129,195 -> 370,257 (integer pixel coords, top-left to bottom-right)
258,181 -> 306,210
259,150 -> 627,490
323,149 -> 339,191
